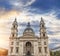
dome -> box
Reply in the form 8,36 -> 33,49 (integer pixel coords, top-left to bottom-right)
23,22 -> 35,37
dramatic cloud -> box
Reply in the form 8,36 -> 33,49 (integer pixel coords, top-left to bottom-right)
0,0 -> 60,49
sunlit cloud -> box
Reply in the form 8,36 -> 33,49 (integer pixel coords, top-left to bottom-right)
0,34 -> 9,49
0,10 -> 19,19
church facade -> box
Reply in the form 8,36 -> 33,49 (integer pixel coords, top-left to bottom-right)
8,18 -> 50,56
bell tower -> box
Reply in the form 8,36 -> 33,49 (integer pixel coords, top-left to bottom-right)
8,18 -> 18,56
38,17 -> 50,56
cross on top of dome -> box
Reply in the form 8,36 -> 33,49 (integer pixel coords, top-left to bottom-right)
27,22 -> 31,28
41,17 -> 44,22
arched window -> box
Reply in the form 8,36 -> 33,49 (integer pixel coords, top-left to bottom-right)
39,47 -> 41,53
42,24 -> 44,27
44,47 -> 47,53
16,47 -> 19,53
11,42 -> 13,45
43,33 -> 45,36
26,42 -> 31,47
44,42 -> 46,45
16,42 -> 19,45
10,47 -> 13,53
12,34 -> 14,37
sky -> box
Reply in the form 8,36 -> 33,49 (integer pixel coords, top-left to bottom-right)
0,0 -> 60,49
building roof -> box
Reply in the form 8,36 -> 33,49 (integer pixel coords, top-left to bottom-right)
51,46 -> 60,52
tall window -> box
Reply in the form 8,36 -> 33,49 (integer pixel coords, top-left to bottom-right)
10,47 -> 13,53
44,42 -> 46,45
44,47 -> 47,53
39,47 -> 41,53
42,25 -> 44,27
16,47 -> 19,53
39,42 -> 41,45
14,25 -> 15,28
43,33 -> 45,36
12,34 -> 14,37
16,42 -> 19,45
11,42 -> 13,45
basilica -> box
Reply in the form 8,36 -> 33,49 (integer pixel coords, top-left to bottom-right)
8,17 -> 50,56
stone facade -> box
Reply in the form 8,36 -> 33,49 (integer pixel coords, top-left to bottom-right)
8,17 -> 50,56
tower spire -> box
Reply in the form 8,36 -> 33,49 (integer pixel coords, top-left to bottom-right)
41,17 -> 44,22
40,17 -> 48,38
40,17 -> 45,25
10,18 -> 18,39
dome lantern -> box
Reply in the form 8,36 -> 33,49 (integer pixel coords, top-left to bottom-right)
23,22 -> 35,37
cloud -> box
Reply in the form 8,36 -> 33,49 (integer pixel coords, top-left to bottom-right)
0,0 -> 60,19
10,0 -> 35,7
6,0 -> 35,11
0,5 -> 60,49
0,0 -> 36,12
0,10 -> 19,19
